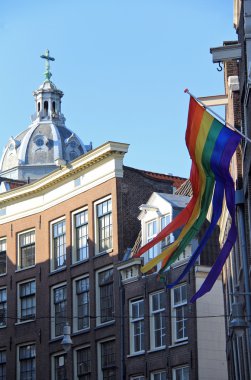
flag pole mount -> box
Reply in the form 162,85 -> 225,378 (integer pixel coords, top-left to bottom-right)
184,88 -> 251,144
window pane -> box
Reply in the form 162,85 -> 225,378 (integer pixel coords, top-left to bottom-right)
76,211 -> 89,261
19,345 -> 36,380
19,231 -> 35,269
0,289 -> 6,327
54,286 -> 67,336
53,221 -> 66,270
0,240 -> 6,275
97,200 -> 112,252
76,278 -> 89,330
77,347 -> 91,378
101,340 -> 116,380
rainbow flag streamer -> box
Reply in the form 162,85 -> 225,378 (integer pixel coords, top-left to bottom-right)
134,96 -> 241,302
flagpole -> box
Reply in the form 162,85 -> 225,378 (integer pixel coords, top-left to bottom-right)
184,89 -> 251,144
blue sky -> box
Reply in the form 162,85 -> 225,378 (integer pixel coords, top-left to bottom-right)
0,0 -> 236,178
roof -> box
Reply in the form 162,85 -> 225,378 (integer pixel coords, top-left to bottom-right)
124,166 -> 187,187
157,192 -> 190,208
175,179 -> 192,197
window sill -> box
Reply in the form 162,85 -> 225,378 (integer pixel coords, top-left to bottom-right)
72,328 -> 90,336
15,265 -> 36,273
94,248 -> 113,258
15,319 -> 35,326
49,266 -> 67,275
49,336 -> 63,343
0,273 -> 7,277
168,340 -> 188,349
0,325 -> 6,329
70,258 -> 89,268
127,351 -> 145,358
147,346 -> 166,353
95,320 -> 115,330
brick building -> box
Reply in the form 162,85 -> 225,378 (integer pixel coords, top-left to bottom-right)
209,1 -> 251,379
0,53 -> 228,380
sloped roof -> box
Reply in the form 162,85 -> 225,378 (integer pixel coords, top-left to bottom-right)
124,166 -> 187,187
157,192 -> 190,208
175,179 -> 192,197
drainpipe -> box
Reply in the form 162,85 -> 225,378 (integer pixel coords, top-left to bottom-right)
235,189 -> 251,354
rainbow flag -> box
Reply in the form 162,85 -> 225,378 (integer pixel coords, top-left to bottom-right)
134,96 -> 241,302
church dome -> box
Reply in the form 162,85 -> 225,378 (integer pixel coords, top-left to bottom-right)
0,50 -> 92,181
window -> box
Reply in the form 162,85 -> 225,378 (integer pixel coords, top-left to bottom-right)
73,209 -> 88,262
73,277 -> 90,332
18,230 -> 35,270
52,354 -> 66,380
75,346 -> 91,380
0,288 -> 7,327
18,280 -> 36,322
52,284 -> 67,337
151,372 -> 167,380
130,299 -> 144,354
150,291 -> 166,349
172,284 -> 188,342
131,377 -> 145,380
172,366 -> 189,380
96,268 -> 114,325
160,214 -> 171,250
0,351 -> 6,380
18,344 -> 36,380
146,220 -> 158,261
96,198 -> 112,253
51,219 -> 66,271
0,239 -> 6,275
99,340 -> 116,380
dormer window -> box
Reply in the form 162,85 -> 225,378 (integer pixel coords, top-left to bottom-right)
70,140 -> 77,148
8,137 -> 20,151
33,134 -> 46,148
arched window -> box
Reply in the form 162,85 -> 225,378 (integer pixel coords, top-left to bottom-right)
44,101 -> 48,116
52,101 -> 56,113
38,102 -> 41,112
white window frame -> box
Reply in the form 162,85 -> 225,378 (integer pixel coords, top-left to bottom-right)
129,298 -> 145,355
151,371 -> 167,380
50,217 -> 66,272
149,291 -> 166,350
97,338 -> 116,380
160,214 -> 171,250
171,283 -> 188,343
94,196 -> 112,255
51,352 -> 67,380
72,207 -> 89,264
17,279 -> 36,323
95,266 -> 114,326
0,238 -> 7,276
16,343 -> 36,380
73,345 -> 91,380
130,376 -> 145,380
172,365 -> 189,380
146,219 -> 158,261
51,282 -> 67,339
17,229 -> 35,270
73,275 -> 90,333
